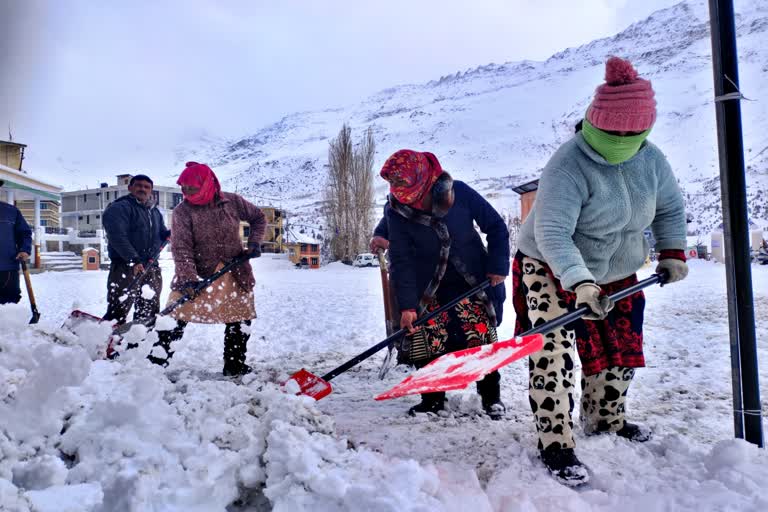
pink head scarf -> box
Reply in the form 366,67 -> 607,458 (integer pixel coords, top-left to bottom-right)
379,150 -> 443,210
177,162 -> 221,205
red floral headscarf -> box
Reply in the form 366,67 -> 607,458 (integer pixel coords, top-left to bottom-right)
379,150 -> 443,209
177,162 -> 221,205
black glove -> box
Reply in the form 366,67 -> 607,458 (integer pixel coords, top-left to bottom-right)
247,243 -> 261,259
180,280 -> 201,298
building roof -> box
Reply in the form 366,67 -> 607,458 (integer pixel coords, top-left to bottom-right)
0,140 -> 27,148
511,179 -> 539,195
0,163 -> 63,201
286,229 -> 319,245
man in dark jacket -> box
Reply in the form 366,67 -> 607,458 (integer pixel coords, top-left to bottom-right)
102,174 -> 170,324
0,180 -> 33,305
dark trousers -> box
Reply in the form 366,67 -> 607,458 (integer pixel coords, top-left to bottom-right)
103,262 -> 162,324
0,270 -> 21,305
149,319 -> 252,370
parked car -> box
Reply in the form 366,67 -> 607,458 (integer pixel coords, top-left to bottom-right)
353,253 -> 379,267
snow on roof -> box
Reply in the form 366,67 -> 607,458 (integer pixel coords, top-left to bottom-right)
285,229 -> 319,245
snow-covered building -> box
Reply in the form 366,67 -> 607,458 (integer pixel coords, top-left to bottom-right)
285,230 -> 321,269
60,174 -> 183,232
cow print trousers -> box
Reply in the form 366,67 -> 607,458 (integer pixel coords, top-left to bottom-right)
520,256 -> 635,450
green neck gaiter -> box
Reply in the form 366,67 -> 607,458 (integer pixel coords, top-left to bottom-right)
581,118 -> 651,164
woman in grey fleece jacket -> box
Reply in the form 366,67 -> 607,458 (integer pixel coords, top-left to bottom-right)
513,57 -> 689,486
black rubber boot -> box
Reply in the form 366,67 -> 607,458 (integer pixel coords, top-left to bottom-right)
477,371 -> 505,420
615,422 -> 652,442
539,445 -> 590,487
148,320 -> 186,367
408,392 -> 446,416
223,321 -> 252,377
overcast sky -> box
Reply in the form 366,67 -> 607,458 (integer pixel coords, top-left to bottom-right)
2,0 -> 680,187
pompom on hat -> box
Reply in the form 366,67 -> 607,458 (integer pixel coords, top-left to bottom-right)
586,57 -> 657,133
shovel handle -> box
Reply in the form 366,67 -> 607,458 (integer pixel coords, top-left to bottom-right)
20,261 -> 37,305
20,261 -> 41,323
519,273 -> 664,337
123,237 -> 170,294
113,253 -> 251,335
158,253 -> 251,317
321,278 -> 492,382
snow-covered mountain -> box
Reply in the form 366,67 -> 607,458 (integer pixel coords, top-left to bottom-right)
182,0 -> 768,236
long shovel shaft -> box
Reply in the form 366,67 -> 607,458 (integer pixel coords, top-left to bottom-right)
520,273 -> 663,337
158,254 -> 251,317
123,237 -> 170,294
321,279 -> 491,382
20,261 -> 40,324
114,253 -> 250,335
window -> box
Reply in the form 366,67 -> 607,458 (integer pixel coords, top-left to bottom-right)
40,203 -> 49,210
96,215 -> 100,219
243,226 -> 251,237
40,219 -> 48,226
83,194 -> 87,203
274,227 -> 280,239
301,244 -> 308,252
86,215 -> 90,224
311,257 -> 318,266
172,193 -> 183,208
78,216 -> 83,220
88,256 -> 96,264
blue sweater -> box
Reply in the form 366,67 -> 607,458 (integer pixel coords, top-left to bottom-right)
517,134 -> 687,290
385,181 -> 510,325
0,201 -> 33,271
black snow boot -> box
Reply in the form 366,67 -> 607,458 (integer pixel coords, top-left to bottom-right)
223,321 -> 251,377
615,422 -> 652,443
408,392 -> 446,416
591,421 -> 652,443
477,371 -> 505,420
539,445 -> 590,487
147,320 -> 186,367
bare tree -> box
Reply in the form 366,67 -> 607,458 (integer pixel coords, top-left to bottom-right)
502,211 -> 522,252
325,124 -> 375,262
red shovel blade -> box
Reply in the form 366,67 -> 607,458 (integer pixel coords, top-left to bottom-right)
288,368 -> 333,400
375,334 -> 544,401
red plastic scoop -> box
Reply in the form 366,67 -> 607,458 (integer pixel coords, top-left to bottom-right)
374,334 -> 543,401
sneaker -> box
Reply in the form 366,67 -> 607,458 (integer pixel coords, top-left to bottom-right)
615,422 -> 652,443
408,393 -> 446,416
539,445 -> 590,487
223,363 -> 252,377
483,400 -> 506,420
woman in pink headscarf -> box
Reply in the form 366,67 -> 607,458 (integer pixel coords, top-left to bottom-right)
148,162 -> 266,376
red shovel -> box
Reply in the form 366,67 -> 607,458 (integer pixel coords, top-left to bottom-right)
375,272 -> 666,401
289,279 -> 493,400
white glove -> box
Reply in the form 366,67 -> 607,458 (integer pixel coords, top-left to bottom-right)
655,259 -> 688,285
574,282 -> 614,321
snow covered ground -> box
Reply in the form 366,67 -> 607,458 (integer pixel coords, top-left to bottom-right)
1,255 -> 767,511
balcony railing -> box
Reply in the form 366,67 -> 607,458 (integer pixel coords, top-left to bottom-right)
78,230 -> 98,238
44,227 -> 68,235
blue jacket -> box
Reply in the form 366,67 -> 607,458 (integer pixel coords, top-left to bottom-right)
102,195 -> 170,265
0,201 -> 32,271
385,181 -> 510,325
517,134 -> 687,290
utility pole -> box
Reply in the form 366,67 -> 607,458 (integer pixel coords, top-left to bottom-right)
707,0 -> 763,447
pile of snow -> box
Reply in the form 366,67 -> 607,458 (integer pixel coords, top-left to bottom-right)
0,303 -> 443,511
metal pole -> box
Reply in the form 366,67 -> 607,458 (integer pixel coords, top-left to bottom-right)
707,0 -> 764,447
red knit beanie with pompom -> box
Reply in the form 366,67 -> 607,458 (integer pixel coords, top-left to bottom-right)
586,56 -> 656,132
